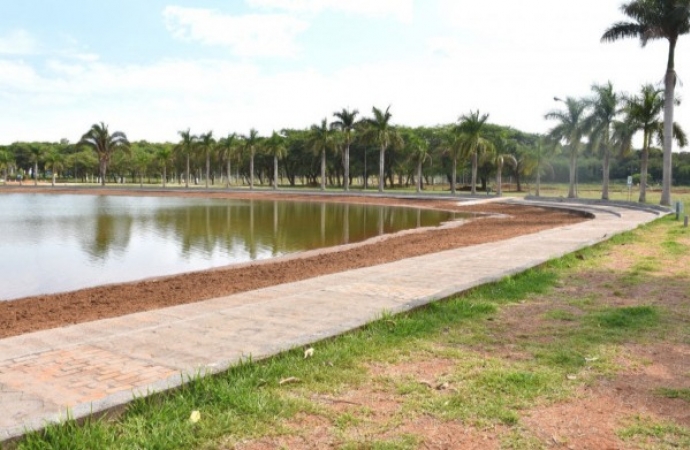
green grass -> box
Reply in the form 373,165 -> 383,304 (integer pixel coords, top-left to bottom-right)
619,416 -> 690,450
655,388 -> 690,402
7,211 -> 690,449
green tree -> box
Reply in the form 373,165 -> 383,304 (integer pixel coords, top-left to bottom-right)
456,110 -> 495,195
406,134 -> 431,193
243,128 -> 261,190
156,145 -> 174,188
491,135 -> 517,197
584,81 -> 620,200
197,131 -> 216,188
332,108 -> 359,191
361,106 -> 402,192
602,0 -> 690,205
0,149 -> 14,182
78,122 -> 130,186
218,133 -> 239,188
131,146 -> 152,188
43,148 -> 65,186
264,131 -> 288,190
174,129 -> 196,188
308,118 -> 336,191
545,98 -> 588,198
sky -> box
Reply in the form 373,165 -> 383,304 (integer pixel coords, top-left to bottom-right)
0,0 -> 688,145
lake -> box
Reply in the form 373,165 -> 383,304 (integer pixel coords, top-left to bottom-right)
0,193 -> 457,300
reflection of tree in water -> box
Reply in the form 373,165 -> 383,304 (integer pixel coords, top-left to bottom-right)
147,199 -> 454,261
80,197 -> 134,261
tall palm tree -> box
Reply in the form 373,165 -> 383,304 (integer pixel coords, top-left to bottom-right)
79,122 -> 129,186
491,134 -> 517,197
456,110 -> 495,195
545,98 -> 588,198
217,133 -> 239,188
174,129 -> 196,188
264,131 -> 287,190
602,0 -> 690,205
132,147 -> 152,188
361,106 -> 402,192
584,81 -> 620,200
442,130 -> 463,195
308,118 -> 335,191
156,145 -> 173,188
26,143 -> 43,186
197,131 -> 215,188
243,128 -> 261,190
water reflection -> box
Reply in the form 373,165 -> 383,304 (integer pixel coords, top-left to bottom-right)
0,194 -> 456,300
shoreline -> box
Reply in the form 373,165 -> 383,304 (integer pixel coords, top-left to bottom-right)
0,187 -> 588,338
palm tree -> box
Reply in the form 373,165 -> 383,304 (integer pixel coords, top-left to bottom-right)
156,145 -> 173,188
407,134 -> 431,193
79,122 -> 129,186
243,128 -> 261,190
197,131 -> 215,188
491,135 -> 517,197
264,131 -> 288,190
361,106 -> 402,192
218,133 -> 239,188
132,147 -> 152,188
442,130 -> 463,195
530,137 -> 560,197
42,148 -> 64,186
26,143 -> 43,186
332,108 -> 359,191
174,129 -> 196,188
621,84 -> 687,201
584,81 -> 620,200
308,118 -> 335,191
456,110 -> 495,195
545,98 -> 588,198
602,0 -> 690,205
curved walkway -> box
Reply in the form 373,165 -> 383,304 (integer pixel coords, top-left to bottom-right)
0,199 -> 666,441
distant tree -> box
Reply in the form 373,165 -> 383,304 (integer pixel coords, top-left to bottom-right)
308,118 -> 336,191
197,131 -> 215,188
332,108 -> 359,191
174,129 -> 196,188
0,149 -> 12,182
243,129 -> 261,190
545,98 -> 588,198
78,122 -> 130,186
406,134 -> 431,193
456,110 -> 494,195
361,106 -> 402,192
264,131 -> 288,190
218,133 -> 239,188
156,145 -> 174,188
43,148 -> 65,186
584,81 -> 620,200
602,0 -> 690,205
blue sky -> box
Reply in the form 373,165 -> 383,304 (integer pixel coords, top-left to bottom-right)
0,1 -> 686,145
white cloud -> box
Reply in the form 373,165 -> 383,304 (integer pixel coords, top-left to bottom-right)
0,30 -> 37,55
247,0 -> 414,22
163,6 -> 309,57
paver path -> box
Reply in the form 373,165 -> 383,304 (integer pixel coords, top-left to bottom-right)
0,200 -> 665,441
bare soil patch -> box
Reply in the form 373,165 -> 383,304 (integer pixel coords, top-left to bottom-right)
0,188 -> 586,338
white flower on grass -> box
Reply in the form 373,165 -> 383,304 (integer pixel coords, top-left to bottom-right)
189,410 -> 201,423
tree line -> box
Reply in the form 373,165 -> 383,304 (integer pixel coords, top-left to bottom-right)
2,105 -> 690,199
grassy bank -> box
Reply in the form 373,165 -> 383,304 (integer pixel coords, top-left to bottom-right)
6,214 -> 690,449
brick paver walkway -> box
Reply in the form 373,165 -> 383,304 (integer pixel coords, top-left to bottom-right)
0,199 -> 665,441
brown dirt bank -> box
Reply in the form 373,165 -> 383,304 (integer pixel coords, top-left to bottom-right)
0,188 -> 587,338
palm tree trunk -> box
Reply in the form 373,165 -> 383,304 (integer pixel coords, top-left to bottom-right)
51,172 -> 56,187
185,154 -> 190,188
100,158 -> 107,187
33,161 -> 38,186
416,159 -> 422,193
205,151 -> 210,189
378,144 -> 385,193
321,149 -> 326,191
250,149 -> 255,190
163,166 -> 167,188
226,160 -> 231,188
496,161 -> 503,196
661,65 -> 676,206
568,149 -> 577,198
273,154 -> 278,190
639,131 -> 649,203
344,142 -> 350,192
601,146 -> 610,200
471,152 -> 478,195
451,156 -> 457,195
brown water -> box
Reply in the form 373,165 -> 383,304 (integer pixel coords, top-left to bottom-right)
0,194 -> 457,300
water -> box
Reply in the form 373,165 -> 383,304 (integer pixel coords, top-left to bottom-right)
0,194 -> 457,300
